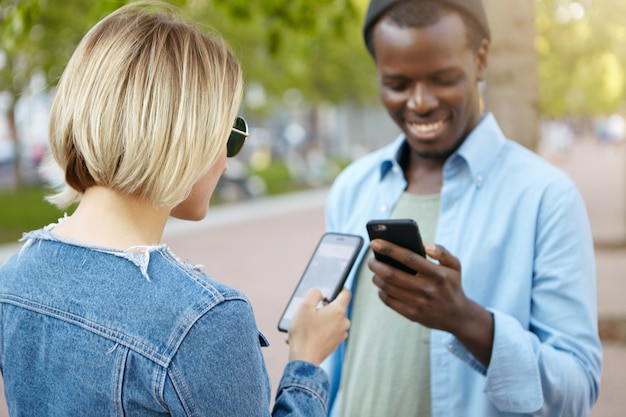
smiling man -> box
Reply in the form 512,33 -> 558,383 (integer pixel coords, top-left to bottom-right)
322,0 -> 602,416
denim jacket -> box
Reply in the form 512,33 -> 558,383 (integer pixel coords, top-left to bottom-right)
0,227 -> 329,416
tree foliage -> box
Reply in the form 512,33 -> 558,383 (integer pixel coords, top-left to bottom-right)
4,0 -> 625,127
0,0 -> 127,97
1,0 -> 376,111
0,0 -> 377,187
536,0 -> 626,118
195,0 -> 377,110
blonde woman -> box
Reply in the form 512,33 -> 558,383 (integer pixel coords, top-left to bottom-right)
0,2 -> 350,416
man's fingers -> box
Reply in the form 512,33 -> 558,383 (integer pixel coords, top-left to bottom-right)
424,242 -> 461,271
370,239 -> 424,269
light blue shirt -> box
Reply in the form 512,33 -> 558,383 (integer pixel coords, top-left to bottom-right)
323,114 -> 602,416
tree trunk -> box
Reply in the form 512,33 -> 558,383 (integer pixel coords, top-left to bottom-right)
6,103 -> 22,190
483,0 -> 539,151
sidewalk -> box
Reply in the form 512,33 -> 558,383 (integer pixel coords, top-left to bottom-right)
554,139 -> 626,417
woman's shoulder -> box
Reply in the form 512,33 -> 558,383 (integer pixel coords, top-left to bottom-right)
148,246 -> 251,308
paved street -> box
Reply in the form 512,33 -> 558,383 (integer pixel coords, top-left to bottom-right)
0,138 -> 624,415
554,139 -> 626,417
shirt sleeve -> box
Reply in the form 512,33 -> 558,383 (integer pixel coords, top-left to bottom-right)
165,298 -> 330,416
449,183 -> 602,415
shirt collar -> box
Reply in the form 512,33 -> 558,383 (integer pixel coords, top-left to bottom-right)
378,134 -> 407,180
378,113 -> 507,185
452,113 -> 507,185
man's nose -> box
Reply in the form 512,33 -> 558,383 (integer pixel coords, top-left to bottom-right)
408,82 -> 437,113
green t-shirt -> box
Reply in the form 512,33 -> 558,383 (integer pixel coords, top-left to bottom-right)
338,192 -> 440,417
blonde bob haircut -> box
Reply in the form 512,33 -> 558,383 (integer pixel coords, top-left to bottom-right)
47,1 -> 243,209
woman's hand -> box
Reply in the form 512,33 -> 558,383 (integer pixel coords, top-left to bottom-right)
287,287 -> 351,365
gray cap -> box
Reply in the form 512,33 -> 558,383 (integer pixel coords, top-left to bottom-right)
363,0 -> 491,54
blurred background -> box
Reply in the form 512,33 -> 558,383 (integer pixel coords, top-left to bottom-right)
1,0 -> 625,211
0,0 -> 625,416
1,0 -> 624,208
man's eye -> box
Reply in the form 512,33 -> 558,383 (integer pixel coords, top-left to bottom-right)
384,82 -> 409,91
435,75 -> 462,86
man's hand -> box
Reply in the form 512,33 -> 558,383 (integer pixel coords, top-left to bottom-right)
368,239 -> 494,366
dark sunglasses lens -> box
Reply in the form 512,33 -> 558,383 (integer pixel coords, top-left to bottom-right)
227,117 -> 248,157
234,117 -> 247,134
227,133 -> 244,157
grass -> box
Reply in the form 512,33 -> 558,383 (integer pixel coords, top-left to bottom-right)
0,186 -> 67,245
252,162 -> 311,195
0,160 -> 347,245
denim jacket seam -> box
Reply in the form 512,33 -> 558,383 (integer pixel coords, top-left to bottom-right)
165,361 -> 196,416
160,292 -> 251,363
2,288 -> 252,368
155,296 -> 260,415
161,296 -> 220,359
163,257 -> 230,300
0,294 -> 171,367
279,382 -> 328,414
112,345 -> 129,417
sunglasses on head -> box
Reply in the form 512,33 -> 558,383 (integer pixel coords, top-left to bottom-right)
227,116 -> 249,158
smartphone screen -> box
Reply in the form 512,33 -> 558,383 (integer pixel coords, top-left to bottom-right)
277,232 -> 363,332
366,219 -> 425,274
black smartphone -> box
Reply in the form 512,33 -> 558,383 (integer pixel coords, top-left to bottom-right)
277,232 -> 363,333
366,219 -> 425,274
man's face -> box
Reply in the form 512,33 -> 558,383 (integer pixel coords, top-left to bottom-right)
372,12 -> 488,160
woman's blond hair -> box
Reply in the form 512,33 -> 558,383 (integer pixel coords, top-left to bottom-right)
46,1 -> 243,209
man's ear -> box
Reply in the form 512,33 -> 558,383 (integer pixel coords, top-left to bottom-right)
476,38 -> 489,82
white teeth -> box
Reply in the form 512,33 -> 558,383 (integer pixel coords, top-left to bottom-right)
411,120 -> 443,133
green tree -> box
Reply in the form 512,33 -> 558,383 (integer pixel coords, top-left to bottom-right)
536,0 -> 626,118
1,0 -> 377,189
199,0 -> 377,152
1,0 -> 44,189
196,0 -> 377,108
0,0 -> 129,188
